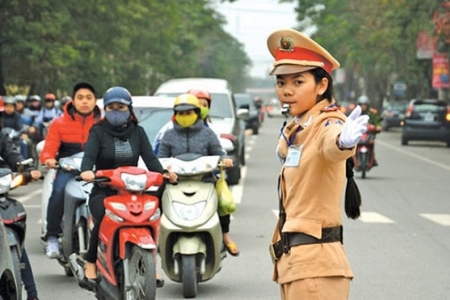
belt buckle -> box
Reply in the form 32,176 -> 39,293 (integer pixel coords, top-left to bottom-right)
269,241 -> 284,263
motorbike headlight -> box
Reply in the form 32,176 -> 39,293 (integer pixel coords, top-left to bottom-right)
121,173 -> 147,191
172,201 -> 207,221
149,208 -> 161,222
105,209 -> 124,222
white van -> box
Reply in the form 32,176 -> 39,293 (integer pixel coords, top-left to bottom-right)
154,77 -> 248,185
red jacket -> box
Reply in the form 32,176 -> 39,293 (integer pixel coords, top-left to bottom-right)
40,101 -> 101,163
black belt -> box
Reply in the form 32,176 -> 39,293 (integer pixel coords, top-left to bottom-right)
270,226 -> 343,261
286,226 -> 343,248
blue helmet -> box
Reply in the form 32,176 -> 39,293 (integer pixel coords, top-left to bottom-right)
102,86 -> 132,107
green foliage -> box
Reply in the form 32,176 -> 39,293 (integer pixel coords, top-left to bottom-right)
0,0 -> 250,96
282,0 -> 440,105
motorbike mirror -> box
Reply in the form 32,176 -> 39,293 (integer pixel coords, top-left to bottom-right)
17,158 -> 33,166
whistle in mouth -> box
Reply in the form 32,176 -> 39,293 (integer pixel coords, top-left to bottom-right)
281,104 -> 290,115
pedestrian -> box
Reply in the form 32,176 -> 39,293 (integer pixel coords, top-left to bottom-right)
266,28 -> 369,300
40,82 -> 101,258
79,86 -> 177,287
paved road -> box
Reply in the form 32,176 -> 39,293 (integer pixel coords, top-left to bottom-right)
13,117 -> 450,299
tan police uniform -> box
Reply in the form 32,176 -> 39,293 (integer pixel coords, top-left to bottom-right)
267,29 -> 355,300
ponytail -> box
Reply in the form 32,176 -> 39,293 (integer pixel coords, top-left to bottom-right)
345,157 -> 361,219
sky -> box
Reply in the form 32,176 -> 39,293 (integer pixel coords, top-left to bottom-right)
213,0 -> 298,78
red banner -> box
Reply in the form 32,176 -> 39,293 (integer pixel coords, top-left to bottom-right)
432,52 -> 450,88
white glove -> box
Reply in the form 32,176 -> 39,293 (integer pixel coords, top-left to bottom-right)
338,105 -> 370,149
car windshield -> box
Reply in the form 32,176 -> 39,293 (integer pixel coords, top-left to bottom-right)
157,92 -> 232,118
389,102 -> 408,111
135,107 -> 173,143
234,94 -> 255,109
413,103 -> 446,113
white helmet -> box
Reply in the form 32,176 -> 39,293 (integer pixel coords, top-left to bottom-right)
357,95 -> 370,105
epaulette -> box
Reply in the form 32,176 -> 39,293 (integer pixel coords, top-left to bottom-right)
320,104 -> 340,112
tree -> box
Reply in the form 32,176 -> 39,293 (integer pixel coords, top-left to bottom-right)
282,0 -> 440,106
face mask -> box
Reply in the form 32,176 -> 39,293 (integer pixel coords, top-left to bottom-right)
175,114 -> 198,127
105,110 -> 130,127
200,106 -> 209,120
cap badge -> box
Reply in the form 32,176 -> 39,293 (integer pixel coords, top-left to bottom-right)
279,37 -> 294,52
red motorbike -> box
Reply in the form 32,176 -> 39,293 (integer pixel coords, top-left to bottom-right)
353,124 -> 380,179
69,166 -> 164,300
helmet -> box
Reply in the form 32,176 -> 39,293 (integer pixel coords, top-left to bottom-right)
174,94 -> 200,112
29,95 -> 41,102
15,95 -> 26,102
45,93 -> 56,101
61,96 -> 72,105
102,86 -> 132,107
357,95 -> 370,105
0,96 -> 4,112
186,89 -> 211,105
3,96 -> 16,105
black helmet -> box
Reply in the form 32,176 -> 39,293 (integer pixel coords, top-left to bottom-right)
102,86 -> 132,107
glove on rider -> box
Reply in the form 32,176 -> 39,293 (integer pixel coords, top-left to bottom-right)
338,105 -> 370,149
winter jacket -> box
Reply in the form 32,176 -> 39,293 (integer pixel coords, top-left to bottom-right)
0,132 -> 26,171
157,119 -> 223,158
2,112 -> 23,131
80,120 -> 164,174
39,101 -> 101,163
273,99 -> 355,284
34,107 -> 62,127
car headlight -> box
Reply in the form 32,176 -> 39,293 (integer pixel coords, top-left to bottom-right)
172,201 -> 207,221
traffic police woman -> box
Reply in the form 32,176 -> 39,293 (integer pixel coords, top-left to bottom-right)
267,29 -> 369,300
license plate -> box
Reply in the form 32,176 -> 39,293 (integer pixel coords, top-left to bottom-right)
424,113 -> 434,122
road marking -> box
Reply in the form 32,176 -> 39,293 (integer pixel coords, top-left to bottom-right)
18,188 -> 42,203
378,140 -> 450,172
231,166 -> 246,204
358,211 -> 395,223
420,213 -> 450,226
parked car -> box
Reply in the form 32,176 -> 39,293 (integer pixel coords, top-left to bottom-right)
234,93 -> 261,134
381,101 -> 408,131
401,99 -> 450,147
266,98 -> 284,118
0,218 -> 19,300
154,78 -> 248,185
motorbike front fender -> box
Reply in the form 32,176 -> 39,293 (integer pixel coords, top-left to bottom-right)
119,227 -> 156,259
5,227 -> 20,247
173,235 -> 206,256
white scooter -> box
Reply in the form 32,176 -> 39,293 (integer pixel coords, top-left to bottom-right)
39,149 -> 93,276
158,154 -> 227,299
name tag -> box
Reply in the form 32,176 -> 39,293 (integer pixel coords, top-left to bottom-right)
285,145 -> 303,167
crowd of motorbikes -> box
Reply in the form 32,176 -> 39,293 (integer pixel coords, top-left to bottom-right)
33,144 -> 232,299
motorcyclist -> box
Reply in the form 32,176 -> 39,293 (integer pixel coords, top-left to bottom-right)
153,88 -> 214,155
15,95 -> 34,126
40,82 -> 101,259
0,117 -> 42,300
357,95 -> 381,166
1,96 -> 30,158
157,93 -> 239,256
79,86 -> 177,287
34,93 -> 63,137
26,95 -> 44,146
